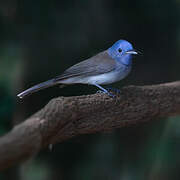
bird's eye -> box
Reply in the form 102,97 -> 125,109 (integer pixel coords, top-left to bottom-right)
118,48 -> 122,53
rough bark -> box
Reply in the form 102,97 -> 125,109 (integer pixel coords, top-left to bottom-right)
1,81 -> 180,171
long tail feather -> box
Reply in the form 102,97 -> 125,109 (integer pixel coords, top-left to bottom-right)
17,79 -> 58,99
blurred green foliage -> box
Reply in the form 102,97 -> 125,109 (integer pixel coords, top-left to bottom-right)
0,45 -> 21,135
0,0 -> 180,179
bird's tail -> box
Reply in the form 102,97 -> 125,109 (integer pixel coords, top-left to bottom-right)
17,79 -> 59,99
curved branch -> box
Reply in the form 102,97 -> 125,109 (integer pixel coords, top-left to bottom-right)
1,81 -> 180,170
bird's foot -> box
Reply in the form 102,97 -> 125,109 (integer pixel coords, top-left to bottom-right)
106,87 -> 121,94
96,90 -> 116,98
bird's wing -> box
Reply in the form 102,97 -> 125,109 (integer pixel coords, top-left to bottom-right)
54,51 -> 116,81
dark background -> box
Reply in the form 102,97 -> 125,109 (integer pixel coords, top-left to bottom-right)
0,0 -> 180,179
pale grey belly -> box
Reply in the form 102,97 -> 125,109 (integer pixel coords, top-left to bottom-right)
60,65 -> 131,85
85,68 -> 131,85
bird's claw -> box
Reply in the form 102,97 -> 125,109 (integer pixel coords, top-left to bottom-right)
106,87 -> 121,94
96,90 -> 116,98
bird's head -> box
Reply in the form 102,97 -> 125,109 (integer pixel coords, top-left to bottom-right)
108,40 -> 137,66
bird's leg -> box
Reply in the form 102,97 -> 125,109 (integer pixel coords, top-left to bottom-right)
49,144 -> 53,151
106,87 -> 121,94
94,84 -> 115,98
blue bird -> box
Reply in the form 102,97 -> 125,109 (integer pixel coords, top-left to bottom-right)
17,40 -> 138,99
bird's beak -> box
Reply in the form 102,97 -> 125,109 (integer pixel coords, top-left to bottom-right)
126,49 -> 138,55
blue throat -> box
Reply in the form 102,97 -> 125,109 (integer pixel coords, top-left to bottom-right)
118,55 -> 132,66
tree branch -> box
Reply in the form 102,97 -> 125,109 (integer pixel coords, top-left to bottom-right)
1,81 -> 180,170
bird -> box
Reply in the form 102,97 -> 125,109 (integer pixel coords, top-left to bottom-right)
17,39 -> 138,99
